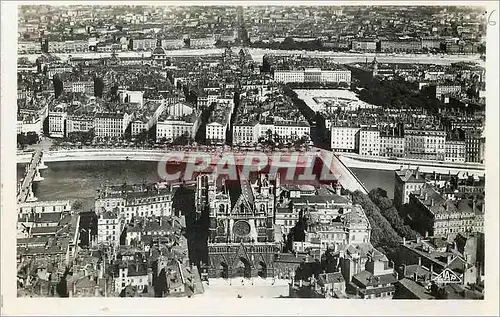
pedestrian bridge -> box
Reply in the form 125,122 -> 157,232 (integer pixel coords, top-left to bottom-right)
17,149 -> 47,203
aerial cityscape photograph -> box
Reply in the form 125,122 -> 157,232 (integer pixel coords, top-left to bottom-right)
13,3 -> 489,302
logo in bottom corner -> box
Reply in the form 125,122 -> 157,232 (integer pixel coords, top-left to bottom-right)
433,268 -> 462,285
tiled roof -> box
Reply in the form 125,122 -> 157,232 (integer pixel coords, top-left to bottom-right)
353,270 -> 397,288
398,278 -> 434,299
318,272 -> 345,286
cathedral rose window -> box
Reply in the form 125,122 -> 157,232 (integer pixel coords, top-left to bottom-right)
233,220 -> 251,237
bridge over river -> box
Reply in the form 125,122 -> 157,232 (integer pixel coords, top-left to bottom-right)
17,149 -> 47,203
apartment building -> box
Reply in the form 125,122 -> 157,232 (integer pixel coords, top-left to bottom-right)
330,126 -> 360,153
66,115 -> 94,135
444,139 -> 466,163
394,168 -> 427,208
95,183 -> 173,224
206,122 -> 227,144
97,208 -> 123,245
156,119 -> 195,141
274,121 -> 310,143
48,110 -> 67,138
115,262 -> 149,295
358,129 -> 380,156
404,129 -> 446,161
407,184 -> 484,237
233,123 -> 258,145
380,128 -> 405,158
131,38 -> 157,51
380,39 -> 422,52
351,39 -> 377,52
94,112 -> 132,138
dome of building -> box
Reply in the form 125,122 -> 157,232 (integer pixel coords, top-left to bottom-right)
152,46 -> 166,55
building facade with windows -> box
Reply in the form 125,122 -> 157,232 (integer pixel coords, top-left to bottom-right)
358,129 -> 380,156
331,126 -> 360,153
394,168 -> 427,208
94,112 -> 132,138
404,129 -> 446,161
95,183 -> 173,224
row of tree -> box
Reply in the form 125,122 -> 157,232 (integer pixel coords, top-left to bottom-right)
17,132 -> 39,148
368,188 -> 420,241
349,190 -> 402,258
66,130 -> 95,144
357,77 -> 442,112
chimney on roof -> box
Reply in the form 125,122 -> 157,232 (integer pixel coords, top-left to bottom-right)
418,257 -> 422,266
447,254 -> 453,265
414,272 -> 418,282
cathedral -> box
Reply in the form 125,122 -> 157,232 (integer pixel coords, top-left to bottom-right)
196,172 -> 280,279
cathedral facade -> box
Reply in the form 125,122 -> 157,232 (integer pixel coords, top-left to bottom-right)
196,173 -> 280,279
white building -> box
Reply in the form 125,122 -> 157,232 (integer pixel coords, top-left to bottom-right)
320,70 -> 352,83
17,114 -> 43,135
132,38 -> 157,51
303,204 -> 371,253
352,40 -> 377,52
18,40 -> 41,54
94,112 -> 132,138
166,102 -> 195,118
274,122 -> 310,143
331,127 -> 360,152
274,69 -> 351,83
206,122 -> 227,144
358,129 -> 380,156
273,70 -> 305,83
63,80 -> 94,95
48,110 -> 67,138
18,200 -> 71,217
115,263 -> 149,295
95,183 -> 173,224
444,140 -> 466,163
66,115 -> 94,135
436,85 -> 461,100
130,119 -> 147,137
233,123 -> 258,145
156,120 -> 195,141
97,208 -> 123,245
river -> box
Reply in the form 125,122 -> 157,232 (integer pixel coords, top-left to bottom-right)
18,48 -> 484,66
17,161 -> 396,211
